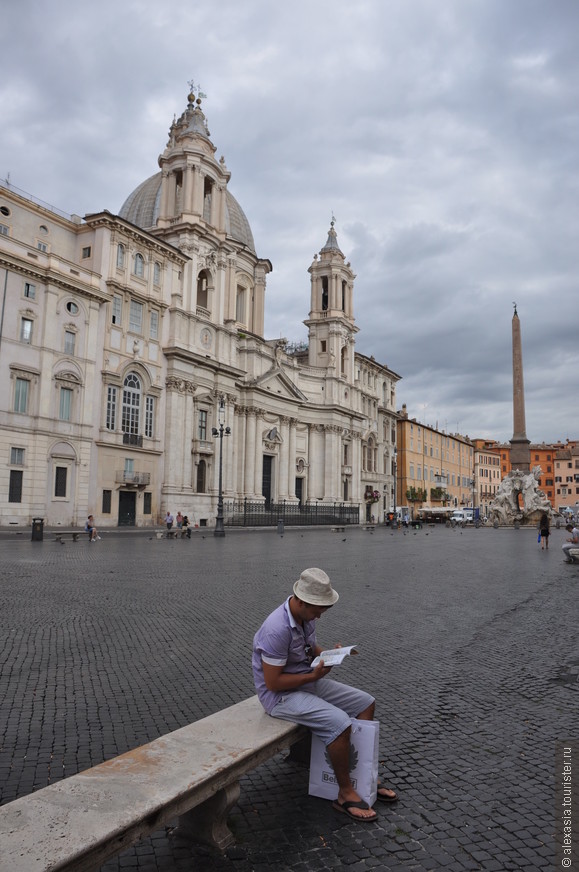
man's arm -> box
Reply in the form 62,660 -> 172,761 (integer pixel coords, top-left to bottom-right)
262,660 -> 331,692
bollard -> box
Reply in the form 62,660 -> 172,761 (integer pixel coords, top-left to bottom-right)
277,519 -> 284,535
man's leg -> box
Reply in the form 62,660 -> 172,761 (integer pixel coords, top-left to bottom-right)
270,688 -> 377,820
327,725 -> 376,820
313,680 -> 397,802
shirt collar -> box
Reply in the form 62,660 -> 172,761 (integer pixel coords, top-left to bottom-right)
284,596 -> 299,629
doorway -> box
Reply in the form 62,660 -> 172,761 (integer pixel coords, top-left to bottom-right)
262,455 -> 273,506
295,477 -> 303,507
118,490 -> 136,526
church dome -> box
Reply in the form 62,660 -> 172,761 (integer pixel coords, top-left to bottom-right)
119,171 -> 256,254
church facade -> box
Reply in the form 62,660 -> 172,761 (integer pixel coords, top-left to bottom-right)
0,90 -> 400,528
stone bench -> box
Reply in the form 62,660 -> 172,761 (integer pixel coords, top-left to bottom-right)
53,530 -> 85,543
330,526 -> 346,533
0,696 -> 307,871
362,525 -> 375,532
565,546 -> 579,563
156,529 -> 190,539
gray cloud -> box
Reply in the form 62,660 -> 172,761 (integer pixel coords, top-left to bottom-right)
2,0 -> 577,443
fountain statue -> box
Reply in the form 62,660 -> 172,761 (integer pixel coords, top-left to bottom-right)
489,466 -> 552,526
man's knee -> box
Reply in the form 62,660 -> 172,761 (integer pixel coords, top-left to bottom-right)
328,722 -> 352,750
357,701 -> 375,721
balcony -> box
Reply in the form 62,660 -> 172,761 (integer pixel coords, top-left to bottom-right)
123,433 -> 143,447
193,439 -> 214,456
115,471 -> 151,486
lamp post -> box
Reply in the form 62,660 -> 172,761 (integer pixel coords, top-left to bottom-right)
212,396 -> 230,538
393,446 -> 397,528
472,469 -> 476,523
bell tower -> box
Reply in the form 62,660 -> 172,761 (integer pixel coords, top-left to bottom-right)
156,88 -> 230,234
304,219 -> 358,380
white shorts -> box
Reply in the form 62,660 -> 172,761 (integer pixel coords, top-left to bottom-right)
269,678 -> 374,746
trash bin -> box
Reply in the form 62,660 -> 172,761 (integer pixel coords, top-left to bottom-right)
31,518 -> 44,541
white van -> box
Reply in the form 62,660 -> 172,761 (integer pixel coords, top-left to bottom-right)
451,509 -> 473,524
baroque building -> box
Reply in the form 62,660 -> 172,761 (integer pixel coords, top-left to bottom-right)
0,90 -> 400,528
396,405 -> 474,519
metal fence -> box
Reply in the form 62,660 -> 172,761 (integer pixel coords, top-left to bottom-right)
226,500 -> 360,527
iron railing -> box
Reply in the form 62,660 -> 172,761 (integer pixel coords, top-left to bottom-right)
226,500 -> 359,527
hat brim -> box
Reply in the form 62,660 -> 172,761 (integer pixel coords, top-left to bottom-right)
293,579 -> 339,606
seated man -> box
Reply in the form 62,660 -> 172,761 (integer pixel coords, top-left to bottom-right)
252,567 -> 397,822
86,515 -> 100,542
562,523 -> 579,562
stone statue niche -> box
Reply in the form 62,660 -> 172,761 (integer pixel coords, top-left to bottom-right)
489,466 -> 554,526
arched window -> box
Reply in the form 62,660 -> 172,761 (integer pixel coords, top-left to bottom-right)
197,459 -> 207,493
153,262 -> 161,285
203,178 -> 213,222
117,244 -> 125,268
175,170 -> 183,211
122,373 -> 141,437
236,285 -> 246,325
368,437 -> 376,473
134,253 -> 145,278
197,270 -> 209,309
321,276 -> 328,311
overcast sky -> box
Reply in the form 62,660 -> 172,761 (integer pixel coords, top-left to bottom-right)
2,0 -> 577,443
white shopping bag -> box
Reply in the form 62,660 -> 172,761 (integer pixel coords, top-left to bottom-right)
308,719 -> 379,806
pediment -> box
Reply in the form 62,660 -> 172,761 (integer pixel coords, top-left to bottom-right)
250,368 -> 308,401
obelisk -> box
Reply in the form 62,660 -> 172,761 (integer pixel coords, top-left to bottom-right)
509,304 -> 530,472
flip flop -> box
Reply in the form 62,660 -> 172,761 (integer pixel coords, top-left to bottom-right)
332,798 -> 378,822
377,784 -> 398,803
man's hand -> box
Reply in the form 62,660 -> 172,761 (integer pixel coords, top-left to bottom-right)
310,659 -> 332,680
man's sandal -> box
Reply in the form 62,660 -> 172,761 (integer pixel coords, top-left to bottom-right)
332,799 -> 378,822
377,784 -> 398,803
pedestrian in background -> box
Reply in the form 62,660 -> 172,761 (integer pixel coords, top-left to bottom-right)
539,512 -> 550,550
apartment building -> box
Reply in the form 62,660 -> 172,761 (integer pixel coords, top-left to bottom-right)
396,405 -> 474,519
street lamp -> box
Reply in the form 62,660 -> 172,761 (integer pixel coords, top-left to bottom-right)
392,446 -> 397,528
212,396 -> 231,537
472,470 -> 476,523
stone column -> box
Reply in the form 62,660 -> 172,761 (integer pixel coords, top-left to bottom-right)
164,377 -> 186,489
351,433 -> 361,503
253,412 -> 263,497
159,170 -> 171,220
510,307 -> 530,472
182,382 -> 195,491
183,165 -> 194,214
192,167 -> 204,215
309,425 -> 324,500
288,419 -> 297,499
324,425 -> 340,501
278,417 -> 289,499
244,410 -> 256,498
233,405 -> 244,495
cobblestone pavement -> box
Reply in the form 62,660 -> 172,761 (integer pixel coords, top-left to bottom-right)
0,524 -> 577,871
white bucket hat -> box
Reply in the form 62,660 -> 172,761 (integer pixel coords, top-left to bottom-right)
293,568 -> 339,606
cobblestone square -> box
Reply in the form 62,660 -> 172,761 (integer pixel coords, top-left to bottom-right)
0,524 -> 576,870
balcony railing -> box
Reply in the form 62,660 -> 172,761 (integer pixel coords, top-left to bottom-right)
115,471 -> 151,485
123,433 -> 143,447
